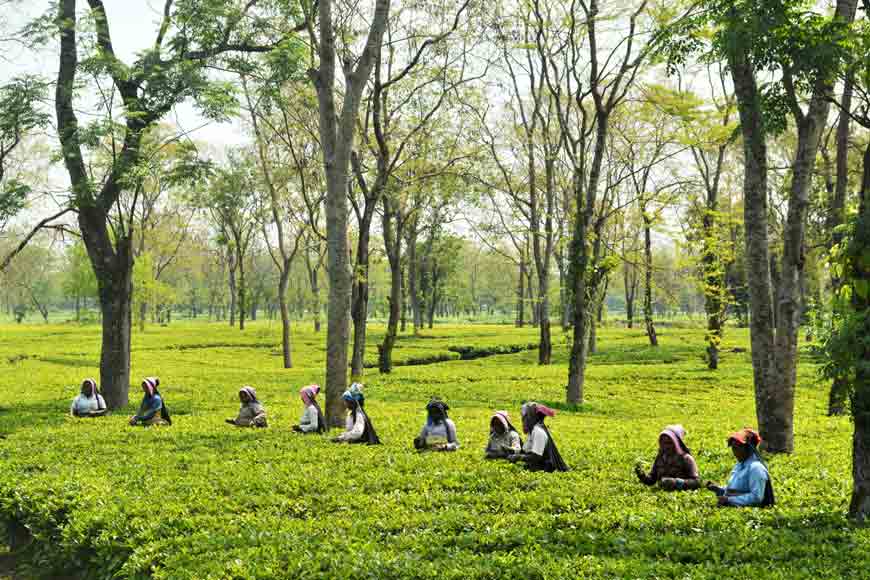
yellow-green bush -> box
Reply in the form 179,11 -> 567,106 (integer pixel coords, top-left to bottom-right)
0,322 -> 865,579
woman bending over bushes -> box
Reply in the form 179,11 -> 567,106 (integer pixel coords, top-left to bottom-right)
129,377 -> 171,426
226,386 -> 267,427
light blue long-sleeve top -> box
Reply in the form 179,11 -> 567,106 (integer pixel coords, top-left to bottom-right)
724,453 -> 769,507
135,394 -> 163,422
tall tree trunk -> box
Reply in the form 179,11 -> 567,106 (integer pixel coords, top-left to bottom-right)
407,229 -> 422,334
702,206 -> 724,370
90,230 -> 134,409
527,267 -> 537,327
279,269 -> 292,368
642,211 -> 658,347
56,2 -> 138,410
558,252 -> 570,331
310,0 -> 390,425
236,247 -> 246,331
351,211 -> 374,378
848,143 -> 870,521
729,46 -> 781,450
828,75 -> 855,416
379,196 -> 403,373
400,264 -> 407,332
228,251 -> 237,328
567,116 -> 609,405
516,256 -> 526,328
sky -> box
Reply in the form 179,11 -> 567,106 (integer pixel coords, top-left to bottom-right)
3,0 -> 248,150
0,1 -> 251,231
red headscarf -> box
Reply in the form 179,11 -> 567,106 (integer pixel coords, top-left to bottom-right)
728,428 -> 762,448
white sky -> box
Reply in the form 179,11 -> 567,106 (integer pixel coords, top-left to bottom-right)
2,0 -> 246,149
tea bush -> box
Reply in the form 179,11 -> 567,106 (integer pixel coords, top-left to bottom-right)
0,321 -> 865,579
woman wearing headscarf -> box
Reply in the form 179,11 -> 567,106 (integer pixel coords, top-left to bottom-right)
635,424 -> 700,491
293,384 -> 325,433
332,383 -> 380,445
706,428 -> 775,507
129,377 -> 172,426
414,398 -> 459,451
484,410 -> 522,459
70,378 -> 107,418
226,386 -> 267,427
509,402 -> 569,472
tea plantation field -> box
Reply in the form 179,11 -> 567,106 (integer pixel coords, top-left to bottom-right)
0,321 -> 863,579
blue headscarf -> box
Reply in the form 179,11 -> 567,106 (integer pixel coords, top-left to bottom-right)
342,383 -> 365,406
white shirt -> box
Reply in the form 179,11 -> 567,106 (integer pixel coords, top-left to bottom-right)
298,405 -> 320,433
336,409 -> 366,441
523,424 -> 549,457
70,394 -> 106,415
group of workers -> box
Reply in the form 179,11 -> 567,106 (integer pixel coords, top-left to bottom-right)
70,377 -> 775,508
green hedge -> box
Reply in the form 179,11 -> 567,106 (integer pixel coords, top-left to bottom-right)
0,322 -> 866,578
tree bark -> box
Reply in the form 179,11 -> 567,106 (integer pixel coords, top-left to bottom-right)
567,115 -> 609,405
279,269 -> 292,367
310,0 -> 390,426
400,264 -> 407,332
379,195 -> 403,373
407,227 -> 422,333
828,75 -> 855,415
516,255 -> 526,328
848,143 -> 870,521
228,250 -> 237,327
350,200 -> 376,379
236,245 -> 246,330
729,43 -> 782,449
642,209 -> 658,347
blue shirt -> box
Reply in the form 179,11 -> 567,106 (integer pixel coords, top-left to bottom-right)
725,453 -> 769,507
136,394 -> 163,421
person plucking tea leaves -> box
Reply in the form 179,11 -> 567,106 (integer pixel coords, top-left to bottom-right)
129,377 -> 171,426
706,428 -> 775,508
293,384 -> 325,433
226,386 -> 267,428
414,397 -> 459,452
70,378 -> 107,418
509,402 -> 569,472
635,424 -> 700,491
332,383 -> 380,445
484,410 -> 522,459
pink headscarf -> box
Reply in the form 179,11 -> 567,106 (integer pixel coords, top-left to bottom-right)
659,424 -> 688,456
300,384 -> 320,406
239,386 -> 258,403
491,410 -> 511,431
142,377 -> 160,397
521,402 -> 556,433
